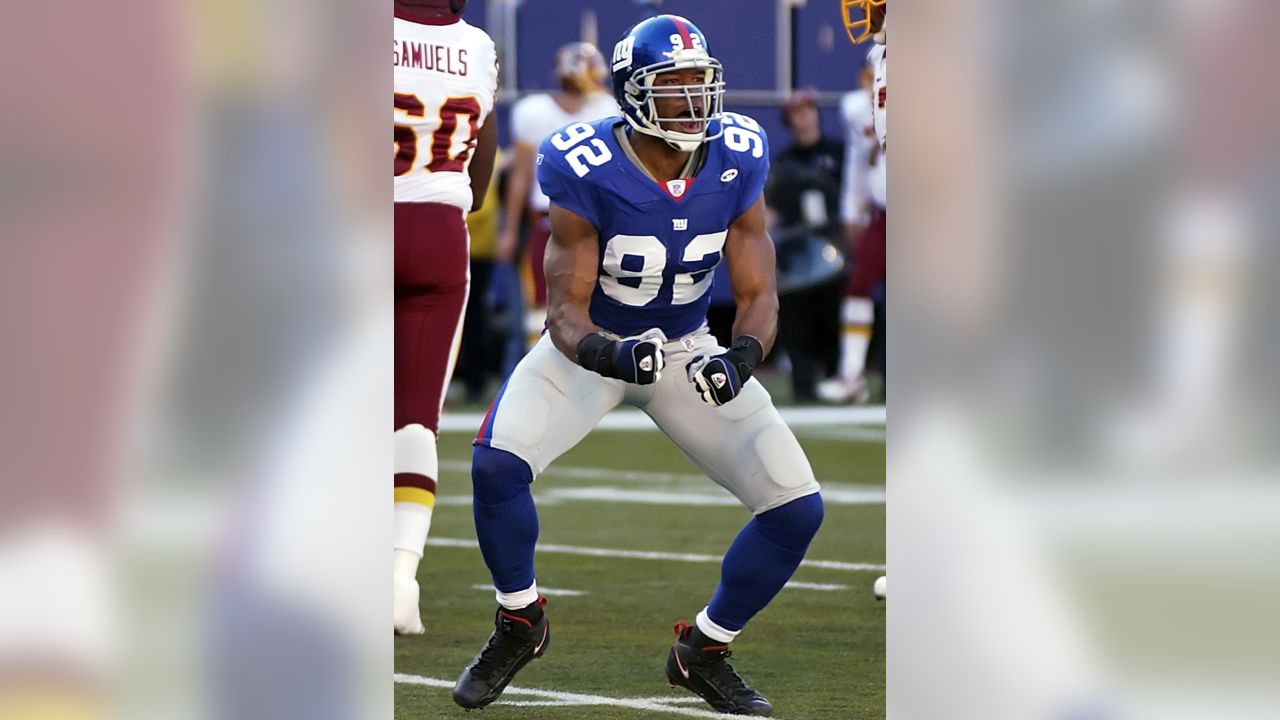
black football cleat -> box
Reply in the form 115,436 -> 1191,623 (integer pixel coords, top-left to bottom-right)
665,619 -> 773,716
452,595 -> 550,709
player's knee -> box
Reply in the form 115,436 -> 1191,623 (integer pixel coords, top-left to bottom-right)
756,493 -> 824,551
471,445 -> 534,505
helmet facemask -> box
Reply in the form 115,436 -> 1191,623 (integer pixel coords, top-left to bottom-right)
622,52 -> 725,153
842,0 -> 887,45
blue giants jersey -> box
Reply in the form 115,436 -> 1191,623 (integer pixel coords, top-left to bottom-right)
536,114 -> 770,338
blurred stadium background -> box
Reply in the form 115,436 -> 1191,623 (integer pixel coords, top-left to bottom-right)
464,0 -> 862,155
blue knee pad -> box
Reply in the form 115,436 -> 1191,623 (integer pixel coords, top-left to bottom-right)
470,445 -> 538,593
471,444 -> 533,503
754,492 -> 825,551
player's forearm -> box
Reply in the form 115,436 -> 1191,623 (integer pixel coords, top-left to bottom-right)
731,292 -> 778,356
503,166 -> 532,231
547,301 -> 601,362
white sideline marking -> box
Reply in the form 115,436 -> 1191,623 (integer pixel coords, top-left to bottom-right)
439,405 -> 885,432
393,673 -> 764,718
470,584 -> 588,597
784,581 -> 849,591
427,537 -> 885,573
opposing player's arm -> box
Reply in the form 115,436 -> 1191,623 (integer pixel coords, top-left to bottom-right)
499,139 -> 537,258
725,194 -> 779,354
545,204 -> 604,360
468,111 -> 499,212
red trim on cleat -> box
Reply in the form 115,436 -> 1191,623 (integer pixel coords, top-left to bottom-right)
498,610 -> 533,628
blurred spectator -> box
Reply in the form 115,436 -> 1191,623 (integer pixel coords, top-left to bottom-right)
818,63 -> 886,404
500,42 -> 618,348
766,89 -> 847,402
455,150 -> 516,404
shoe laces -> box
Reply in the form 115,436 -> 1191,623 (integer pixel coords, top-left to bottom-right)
702,650 -> 758,700
470,627 -> 526,683
470,597 -> 547,683
672,620 -> 758,701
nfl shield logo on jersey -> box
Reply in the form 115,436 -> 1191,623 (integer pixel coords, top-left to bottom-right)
666,179 -> 687,197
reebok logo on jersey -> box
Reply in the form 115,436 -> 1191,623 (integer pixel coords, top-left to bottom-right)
720,169 -> 739,183
711,372 -> 728,389
673,218 -> 688,231
666,179 -> 687,197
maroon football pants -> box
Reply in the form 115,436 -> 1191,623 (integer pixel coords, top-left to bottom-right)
845,207 -> 887,298
395,202 -> 469,433
523,212 -> 552,306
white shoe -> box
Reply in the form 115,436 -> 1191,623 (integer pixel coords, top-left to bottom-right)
816,375 -> 871,404
394,576 -> 425,635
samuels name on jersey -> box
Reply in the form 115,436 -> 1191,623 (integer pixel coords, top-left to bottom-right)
393,11 -> 497,209
394,40 -> 471,77
536,113 -> 769,339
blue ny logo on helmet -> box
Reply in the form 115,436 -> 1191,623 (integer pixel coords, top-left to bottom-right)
610,15 -> 725,153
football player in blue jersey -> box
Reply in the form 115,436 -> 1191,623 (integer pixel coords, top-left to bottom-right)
452,15 -> 824,716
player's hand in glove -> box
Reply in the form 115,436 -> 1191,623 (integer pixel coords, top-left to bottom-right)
686,336 -> 765,406
576,328 -> 667,385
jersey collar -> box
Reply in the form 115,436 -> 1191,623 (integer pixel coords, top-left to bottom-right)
394,7 -> 461,25
614,125 -> 706,203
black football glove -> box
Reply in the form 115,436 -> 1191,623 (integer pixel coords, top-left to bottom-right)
576,329 -> 667,385
686,336 -> 765,406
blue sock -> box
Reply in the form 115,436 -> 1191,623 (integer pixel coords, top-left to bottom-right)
471,445 -> 538,593
707,493 -> 824,632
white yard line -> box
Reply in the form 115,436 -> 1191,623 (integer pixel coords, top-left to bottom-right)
394,673 -> 766,718
439,405 -> 885,433
501,697 -> 703,707
470,581 -> 840,595
427,537 -> 885,573
784,581 -> 850,591
439,459 -> 713,484
438,460 -> 886,505
537,486 -> 884,506
470,584 -> 588,597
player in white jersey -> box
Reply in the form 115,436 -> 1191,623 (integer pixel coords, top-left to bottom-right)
499,42 -> 619,346
393,0 -> 498,635
839,0 -> 889,600
818,60 -> 885,403
840,0 -> 886,150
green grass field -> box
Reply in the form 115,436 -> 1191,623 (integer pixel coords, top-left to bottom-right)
395,420 -> 884,719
